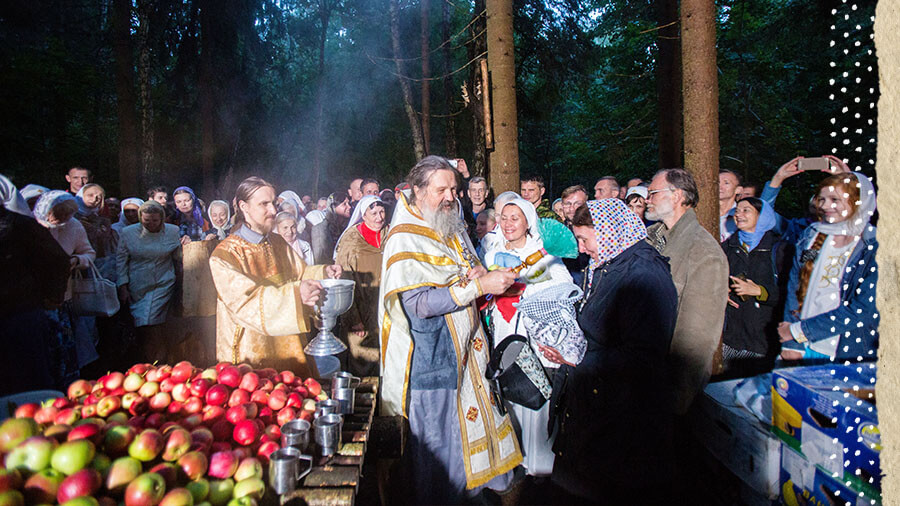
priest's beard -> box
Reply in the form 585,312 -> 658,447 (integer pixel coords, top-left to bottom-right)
421,200 -> 465,239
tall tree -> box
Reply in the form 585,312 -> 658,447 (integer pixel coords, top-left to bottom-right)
390,0 -> 426,161
681,0 -> 719,236
312,0 -> 335,197
485,0 -> 518,193
656,0 -> 682,168
420,0 -> 430,153
112,0 -> 139,195
441,0 -> 457,157
466,0 -> 487,177
137,0 -> 157,188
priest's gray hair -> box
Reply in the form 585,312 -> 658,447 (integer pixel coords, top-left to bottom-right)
406,155 -> 459,205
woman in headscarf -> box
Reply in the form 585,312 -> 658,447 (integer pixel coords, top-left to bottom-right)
1,174 -> 32,216
333,195 -> 388,376
481,197 -> 575,479
112,198 -> 145,235
34,191 -> 97,386
207,200 -> 233,240
20,184 -> 49,210
275,211 -> 314,265
543,199 -> 678,504
116,201 -> 182,346
76,183 -> 118,279
278,190 -> 305,218
721,197 -> 793,376
308,190 -> 351,264
478,190 -> 520,262
172,186 -> 212,244
779,172 -> 879,362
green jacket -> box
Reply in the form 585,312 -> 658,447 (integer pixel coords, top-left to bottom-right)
535,199 -> 562,222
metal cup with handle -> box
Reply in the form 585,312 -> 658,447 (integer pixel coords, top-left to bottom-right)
268,447 -> 312,495
331,371 -> 361,391
281,419 -> 311,452
331,386 -> 356,415
313,413 -> 343,457
315,399 -> 341,419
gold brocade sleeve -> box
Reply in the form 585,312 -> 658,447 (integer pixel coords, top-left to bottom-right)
210,255 -> 314,336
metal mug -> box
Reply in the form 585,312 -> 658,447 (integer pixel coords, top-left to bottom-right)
331,371 -> 361,390
281,419 -> 311,452
314,413 -> 343,457
315,399 -> 341,419
331,386 -> 356,415
268,447 -> 312,495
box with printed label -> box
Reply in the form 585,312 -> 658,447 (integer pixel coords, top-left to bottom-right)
771,364 -> 880,490
779,443 -> 881,506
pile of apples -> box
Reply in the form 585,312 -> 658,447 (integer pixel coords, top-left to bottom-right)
0,361 -> 327,506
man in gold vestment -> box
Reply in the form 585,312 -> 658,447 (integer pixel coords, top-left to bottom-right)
210,177 -> 341,377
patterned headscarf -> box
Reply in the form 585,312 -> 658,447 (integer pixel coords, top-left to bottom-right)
173,186 -> 205,228
0,174 -> 32,217
278,191 -> 305,218
585,199 -> 647,273
34,190 -> 76,228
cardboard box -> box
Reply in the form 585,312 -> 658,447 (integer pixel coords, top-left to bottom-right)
780,443 -> 881,506
771,364 -> 880,490
692,379 -> 781,499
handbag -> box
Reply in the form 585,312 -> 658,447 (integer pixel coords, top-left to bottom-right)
485,314 -> 552,410
69,260 -> 120,317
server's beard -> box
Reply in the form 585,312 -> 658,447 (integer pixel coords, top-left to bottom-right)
421,200 -> 465,239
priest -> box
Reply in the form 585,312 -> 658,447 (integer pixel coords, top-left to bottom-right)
379,156 -> 522,503
210,176 -> 341,376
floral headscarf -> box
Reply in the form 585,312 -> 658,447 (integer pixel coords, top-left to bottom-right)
585,199 -> 647,275
0,174 -> 32,217
34,190 -> 76,228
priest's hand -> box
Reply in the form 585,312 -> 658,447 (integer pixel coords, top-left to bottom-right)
467,265 -> 487,280
325,264 -> 343,279
300,280 -> 323,306
478,268 -> 517,295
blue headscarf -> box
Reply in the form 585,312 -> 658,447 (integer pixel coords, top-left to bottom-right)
75,183 -> 103,216
736,198 -> 776,251
34,190 -> 76,228
173,186 -> 205,228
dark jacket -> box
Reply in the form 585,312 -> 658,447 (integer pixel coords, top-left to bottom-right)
551,241 -> 678,501
721,231 -> 793,357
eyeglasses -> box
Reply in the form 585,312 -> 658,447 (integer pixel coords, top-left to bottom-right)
647,187 -> 677,197
562,200 -> 584,208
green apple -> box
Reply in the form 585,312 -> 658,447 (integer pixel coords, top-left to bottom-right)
226,497 -> 256,506
23,468 -> 65,504
0,419 -> 39,452
184,479 -> 209,503
50,440 -> 96,475
105,457 -> 142,494
61,497 -> 100,506
4,436 -> 56,473
232,459 -> 262,482
231,478 -> 264,500
159,488 -> 194,506
206,479 -> 233,506
124,472 -> 166,506
0,490 -> 24,506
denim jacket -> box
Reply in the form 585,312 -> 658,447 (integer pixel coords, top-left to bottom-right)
782,223 -> 879,361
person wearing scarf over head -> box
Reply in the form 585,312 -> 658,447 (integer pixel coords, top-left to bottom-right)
478,190 -> 520,263
480,197 -> 576,480
778,171 -> 879,363
20,184 -> 49,210
207,200 -> 233,240
34,190 -> 97,386
308,191 -> 351,264
274,211 -> 314,266
720,197 -> 793,376
173,186 -> 213,244
542,199 -> 678,504
278,190 -> 306,219
1,174 -> 32,217
333,195 -> 387,377
112,198 -> 145,235
76,183 -> 119,280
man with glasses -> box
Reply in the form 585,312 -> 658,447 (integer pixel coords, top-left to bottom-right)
559,185 -> 590,286
644,168 -> 728,416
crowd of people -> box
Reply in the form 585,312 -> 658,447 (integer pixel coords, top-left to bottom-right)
0,151 -> 879,504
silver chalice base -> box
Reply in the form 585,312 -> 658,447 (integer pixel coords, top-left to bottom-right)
304,279 -> 355,357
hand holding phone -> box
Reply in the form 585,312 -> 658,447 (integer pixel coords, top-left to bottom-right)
797,157 -> 831,172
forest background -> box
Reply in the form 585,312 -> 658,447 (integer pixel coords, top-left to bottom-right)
0,0 -> 878,217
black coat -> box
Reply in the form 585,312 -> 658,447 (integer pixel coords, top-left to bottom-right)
721,230 -> 793,357
550,241 -> 678,502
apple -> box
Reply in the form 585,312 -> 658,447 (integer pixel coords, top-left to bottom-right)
23,468 -> 65,504
64,497 -> 101,506
297,409 -> 314,423
0,490 -> 24,506
225,406 -> 248,425
183,397 -> 203,415
96,496 -> 117,506
279,370 -> 296,385
159,488 -> 194,506
200,369 -> 218,382
89,452 -> 111,476
54,397 -> 75,408
103,425 -> 136,457
128,429 -> 164,462
45,423 -> 72,442
207,452 -> 238,479
162,428 -> 191,462
4,436 -> 56,473
172,384 -> 191,403
127,415 -> 146,431
167,401 -> 184,416
293,385 -> 309,398
124,472 -> 166,506
285,393 -> 302,409
184,479 -> 209,503
303,378 -> 322,397
101,372 -> 126,391
232,477 -> 264,500
67,423 -> 102,444
96,395 -> 122,418
13,403 -> 38,419
217,367 -> 240,388
67,380 -> 92,400
263,424 -> 281,442
254,441 -> 278,464
227,496 -> 256,506
155,365 -> 173,382
55,407 -> 81,426
105,456 -> 142,493
176,451 -> 208,481
205,386 -> 229,407
139,381 -> 161,398
256,407 -> 273,425
123,373 -> 145,393
189,428 -> 214,447
227,389 -> 249,408
129,397 -> 150,416
232,458 -> 262,482
148,463 -> 179,490
150,392 -> 173,412
180,414 -> 203,431
202,406 -> 226,426
51,439 -> 95,475
171,362 -> 194,384
232,420 -> 259,447
267,391 -> 286,411
160,378 -> 176,393
272,383 -> 287,393
210,420 -> 232,442
128,363 -> 151,375
315,392 -> 328,401
237,373 -> 258,393
189,379 -> 211,398
81,404 -> 98,418
0,469 -> 23,493
33,405 -> 59,424
145,368 -> 161,384
108,411 -> 129,424
206,479 -> 233,506
257,379 -> 273,393
57,468 -> 101,504
249,391 -> 267,406
122,392 -> 142,411
275,407 -> 295,427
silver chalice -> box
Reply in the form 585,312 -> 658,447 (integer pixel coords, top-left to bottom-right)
304,278 -> 355,356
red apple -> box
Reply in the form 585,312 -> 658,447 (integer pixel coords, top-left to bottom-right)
256,407 -> 274,425
128,429 -> 164,462
298,410 -> 313,423
249,391 -> 268,406
124,472 -> 165,506
67,423 -> 102,444
161,428 -> 191,462
216,367 -> 240,388
13,403 -> 38,419
214,363 -> 230,374
237,373 -> 258,393
101,372 -> 126,391
255,441 -> 278,464
150,392 -> 172,412
45,423 -> 72,442
68,380 -> 93,400
176,451 -> 208,481
159,487 -> 193,506
303,378 -> 322,397
121,392 -> 141,411
179,414 -> 203,430
275,407 -> 295,427
144,368 -> 161,383
102,425 -> 136,457
144,413 -> 166,429
138,382 -> 160,399
210,420 -> 232,442
263,425 -> 281,442
205,385 -> 229,407
23,468 -> 65,504
128,363 -> 151,375
53,397 -> 74,409
272,383 -> 287,393
293,385 -> 309,398
228,389 -> 249,408
0,469 -> 24,493
202,406 -> 226,426
167,401 -> 184,416
81,405 -> 98,419
159,378 -> 176,394
34,405 -> 59,424
189,379 -> 211,398
57,468 -> 101,504
242,403 -> 258,419
170,362 -> 194,384
96,395 -> 122,417
225,406 -> 248,425
55,408 -> 81,426
127,416 -> 146,431
232,421 -> 258,447
285,393 -> 302,409
207,452 -> 238,479
231,446 -> 252,461
171,384 -> 191,403
210,441 -> 231,454
266,391 -> 286,411
129,397 -> 150,417
279,371 -> 295,385
190,427 -> 214,447
148,462 -> 178,490
257,379 -> 273,393
183,397 -> 203,415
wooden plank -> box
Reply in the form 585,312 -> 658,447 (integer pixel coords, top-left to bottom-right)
282,487 -> 355,506
302,466 -> 360,488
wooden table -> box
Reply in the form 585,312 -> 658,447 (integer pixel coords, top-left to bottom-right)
281,376 -> 379,506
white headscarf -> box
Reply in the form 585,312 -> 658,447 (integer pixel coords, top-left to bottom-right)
810,172 -> 877,237
480,191 -> 522,254
0,175 -> 32,217
112,197 -> 145,233
279,191 -> 305,218
333,195 -> 383,260
207,200 -> 233,240
20,184 -> 49,203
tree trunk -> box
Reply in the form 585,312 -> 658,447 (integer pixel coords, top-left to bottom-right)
681,0 -> 719,236
199,0 -> 217,198
467,0 -> 487,178
312,0 -> 331,198
112,0 -> 139,195
485,0 -> 519,194
420,0 -> 430,154
442,0 -> 457,157
136,0 -> 156,188
390,0 -> 427,161
657,0 -> 683,169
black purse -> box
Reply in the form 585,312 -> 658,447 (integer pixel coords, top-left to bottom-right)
485,314 -> 552,410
